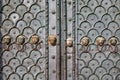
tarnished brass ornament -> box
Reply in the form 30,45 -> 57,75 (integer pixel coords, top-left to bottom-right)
48,35 -> 57,46
81,37 -> 90,46
2,35 -> 11,45
96,36 -> 105,46
30,35 -> 40,44
67,38 -> 73,47
109,37 -> 117,46
17,35 -> 25,45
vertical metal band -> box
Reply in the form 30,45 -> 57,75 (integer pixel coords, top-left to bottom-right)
56,0 -> 61,80
66,0 -> 76,80
72,0 -> 76,80
45,0 -> 49,80
61,0 -> 67,80
76,0 -> 79,80
66,0 -> 73,80
48,0 -> 57,80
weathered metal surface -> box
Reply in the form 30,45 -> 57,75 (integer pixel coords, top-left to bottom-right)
1,0 -> 120,80
65,0 -> 120,80
0,0 -> 60,80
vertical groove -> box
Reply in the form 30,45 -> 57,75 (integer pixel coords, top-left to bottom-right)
45,0 -> 49,80
72,0 -> 76,80
64,0 -> 67,80
61,0 -> 68,80
76,0 -> 79,80
56,0 -> 61,80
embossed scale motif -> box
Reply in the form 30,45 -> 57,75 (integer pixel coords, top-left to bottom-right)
0,0 -> 120,80
0,0 -> 48,80
76,0 -> 120,80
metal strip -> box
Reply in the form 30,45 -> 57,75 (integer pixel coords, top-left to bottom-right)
72,0 -> 76,80
66,0 -> 73,80
61,0 -> 67,80
48,0 -> 57,80
45,0 -> 49,80
56,0 -> 61,80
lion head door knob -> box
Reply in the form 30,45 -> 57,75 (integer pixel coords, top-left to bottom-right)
96,36 -> 105,46
48,35 -> 57,46
109,37 -> 117,46
67,38 -> 73,47
2,35 -> 11,45
81,37 -> 90,46
17,35 -> 25,45
30,35 -> 40,44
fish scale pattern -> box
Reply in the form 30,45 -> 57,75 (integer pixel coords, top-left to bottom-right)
0,0 -> 47,80
77,0 -> 120,80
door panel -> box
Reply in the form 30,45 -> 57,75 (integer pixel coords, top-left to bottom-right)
0,0 -> 60,80
65,0 -> 120,80
1,0 -> 120,80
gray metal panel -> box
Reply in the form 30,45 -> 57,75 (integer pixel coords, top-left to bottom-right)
74,0 -> 120,80
61,0 -> 120,80
1,0 -> 120,80
0,0 -> 59,80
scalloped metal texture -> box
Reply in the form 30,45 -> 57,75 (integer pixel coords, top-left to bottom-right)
1,0 -> 120,80
71,0 -> 120,80
63,0 -> 120,80
0,0 -> 59,80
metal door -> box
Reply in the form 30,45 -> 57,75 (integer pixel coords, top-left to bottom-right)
61,0 -> 120,80
0,0 -> 61,80
0,0 -> 120,80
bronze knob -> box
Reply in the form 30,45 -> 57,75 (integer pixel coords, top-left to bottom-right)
17,35 -> 25,45
67,38 -> 73,47
96,36 -> 105,46
81,37 -> 90,46
2,35 -> 11,45
48,35 -> 57,46
30,35 -> 39,44
109,37 -> 117,46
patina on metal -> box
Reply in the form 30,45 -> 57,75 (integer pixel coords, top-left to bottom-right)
109,37 -> 117,46
67,38 -> 73,47
48,35 -> 57,46
0,0 -> 120,80
30,35 -> 40,44
96,36 -> 105,46
80,36 -> 90,46
0,0 -> 54,80
2,35 -> 11,45
16,35 -> 25,45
